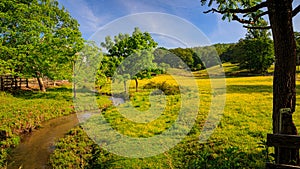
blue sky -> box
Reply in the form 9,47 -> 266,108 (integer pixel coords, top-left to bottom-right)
57,0 -> 300,47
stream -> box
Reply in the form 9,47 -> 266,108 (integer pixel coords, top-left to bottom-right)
7,113 -> 79,169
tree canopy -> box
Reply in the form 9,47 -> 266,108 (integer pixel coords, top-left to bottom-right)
101,28 -> 158,93
233,38 -> 274,73
0,0 -> 84,91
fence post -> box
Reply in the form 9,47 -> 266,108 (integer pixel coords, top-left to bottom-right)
277,108 -> 299,165
0,76 -> 3,91
26,78 -> 29,88
14,76 -> 18,89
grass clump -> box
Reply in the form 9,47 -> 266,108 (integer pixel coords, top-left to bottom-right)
143,81 -> 180,95
49,126 -> 115,169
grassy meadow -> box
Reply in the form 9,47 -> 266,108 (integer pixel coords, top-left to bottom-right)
49,64 -> 292,169
2,63 -> 300,168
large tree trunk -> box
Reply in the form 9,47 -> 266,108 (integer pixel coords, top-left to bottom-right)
36,72 -> 46,92
37,77 -> 46,92
268,0 -> 298,164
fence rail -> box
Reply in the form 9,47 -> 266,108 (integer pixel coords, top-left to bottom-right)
0,75 -> 28,91
0,75 -> 66,91
266,134 -> 300,169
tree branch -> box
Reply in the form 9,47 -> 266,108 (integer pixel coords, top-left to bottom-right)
204,1 -> 268,14
254,11 -> 269,21
203,8 -> 221,14
243,25 -> 271,29
232,14 -> 254,24
293,5 -> 300,17
231,11 -> 268,25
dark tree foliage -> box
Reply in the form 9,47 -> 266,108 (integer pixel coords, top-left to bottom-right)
213,43 -> 235,63
234,38 -> 274,73
154,47 -> 205,71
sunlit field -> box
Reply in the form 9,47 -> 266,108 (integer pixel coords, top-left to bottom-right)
49,70 -> 294,168
2,64 -> 300,168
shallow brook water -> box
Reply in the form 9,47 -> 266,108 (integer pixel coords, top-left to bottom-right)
7,113 -> 79,169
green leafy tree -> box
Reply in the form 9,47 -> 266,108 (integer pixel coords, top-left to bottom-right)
154,48 -> 181,68
193,46 -> 220,68
202,0 -> 300,163
0,0 -> 83,92
232,24 -> 274,73
245,20 -> 271,40
74,41 -> 102,98
169,48 -> 194,69
218,44 -> 239,63
154,47 -> 204,71
101,28 -> 158,93
213,43 -> 235,63
98,55 -> 115,78
153,47 -> 171,67
115,50 -> 156,92
234,38 -> 274,73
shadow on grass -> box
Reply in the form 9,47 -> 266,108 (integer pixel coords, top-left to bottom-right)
227,85 -> 272,94
173,141 -> 267,169
226,84 -> 300,94
47,87 -> 72,93
225,72 -> 273,78
10,87 -> 73,101
193,72 -> 272,80
184,147 -> 266,169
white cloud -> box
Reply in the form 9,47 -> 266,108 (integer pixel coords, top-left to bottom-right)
58,0 -> 266,43
58,0 -> 112,38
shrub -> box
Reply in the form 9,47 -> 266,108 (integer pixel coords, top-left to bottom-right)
143,81 -> 180,95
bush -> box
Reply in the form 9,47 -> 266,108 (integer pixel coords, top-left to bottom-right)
143,81 -> 180,95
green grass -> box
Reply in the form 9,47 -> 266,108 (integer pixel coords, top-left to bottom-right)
0,86 -> 77,167
48,70 -> 291,168
3,63 -> 300,168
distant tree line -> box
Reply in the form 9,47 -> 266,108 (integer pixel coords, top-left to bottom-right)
97,28 -> 300,93
216,31 -> 300,74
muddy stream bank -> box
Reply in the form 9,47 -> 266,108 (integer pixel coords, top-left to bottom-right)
7,113 -> 79,169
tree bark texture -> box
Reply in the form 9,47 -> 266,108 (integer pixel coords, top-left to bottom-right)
36,72 -> 46,92
37,77 -> 46,92
268,0 -> 298,164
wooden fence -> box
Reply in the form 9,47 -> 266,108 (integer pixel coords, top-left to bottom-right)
266,134 -> 300,169
0,75 -> 66,91
0,75 -> 28,91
